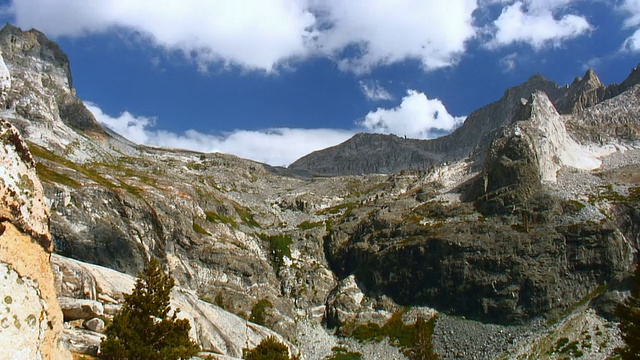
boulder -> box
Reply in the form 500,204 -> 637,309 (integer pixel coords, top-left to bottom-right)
61,327 -> 104,356
83,317 -> 105,332
58,297 -> 104,321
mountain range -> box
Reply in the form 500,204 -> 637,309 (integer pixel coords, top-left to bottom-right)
0,24 -> 639,359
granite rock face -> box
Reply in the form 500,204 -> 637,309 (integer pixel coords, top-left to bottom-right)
0,119 -> 70,359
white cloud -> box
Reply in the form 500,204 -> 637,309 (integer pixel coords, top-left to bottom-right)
87,94 -> 465,165
618,0 -> 640,52
315,0 -> 478,73
86,103 -> 154,144
620,0 -> 640,28
487,1 -> 591,49
10,0 -> 316,71
360,90 -> 465,139
622,28 -> 640,52
359,80 -> 393,101
500,52 -> 518,72
9,0 -> 479,74
86,102 -> 353,166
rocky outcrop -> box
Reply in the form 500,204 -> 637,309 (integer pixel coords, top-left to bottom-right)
0,25 -> 111,161
325,194 -> 634,324
0,119 -> 51,248
0,25 -> 102,134
468,91 -> 603,214
555,69 -> 606,114
0,119 -> 70,359
290,67 -> 640,177
567,84 -> 640,145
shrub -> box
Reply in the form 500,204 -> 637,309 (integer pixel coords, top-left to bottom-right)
243,336 -> 295,360
249,299 -> 274,326
325,347 -> 362,360
99,258 -> 200,360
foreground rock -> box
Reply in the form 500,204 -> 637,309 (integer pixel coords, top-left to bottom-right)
0,119 -> 70,359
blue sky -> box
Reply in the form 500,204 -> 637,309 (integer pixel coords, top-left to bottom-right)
1,1 -> 639,166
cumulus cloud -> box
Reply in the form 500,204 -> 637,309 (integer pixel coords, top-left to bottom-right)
619,0 -> 640,52
487,1 -> 591,49
88,93 -> 465,165
314,0 -> 478,73
360,90 -> 465,139
10,0 -> 316,71
86,103 -> 154,144
622,28 -> 640,52
620,0 -> 640,28
359,80 -> 393,101
9,0 -> 480,74
86,102 -> 353,166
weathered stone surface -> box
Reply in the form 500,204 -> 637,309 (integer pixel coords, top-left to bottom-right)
555,69 -> 606,114
82,317 -> 105,332
58,297 -> 104,321
325,275 -> 397,329
0,118 -> 51,248
0,117 -> 70,358
61,327 -> 104,356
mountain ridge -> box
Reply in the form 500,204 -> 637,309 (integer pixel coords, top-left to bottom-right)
290,67 -> 640,176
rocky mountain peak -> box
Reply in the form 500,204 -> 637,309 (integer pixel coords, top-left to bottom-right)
0,24 -> 72,90
0,25 -> 108,152
555,68 -> 606,114
605,63 -> 640,100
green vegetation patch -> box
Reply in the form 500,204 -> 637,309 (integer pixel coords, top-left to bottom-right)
297,220 -> 323,230
249,299 -> 273,326
588,184 -> 627,203
35,163 -> 81,188
192,221 -> 210,235
258,233 -> 293,270
234,204 -> 260,228
29,143 -> 145,197
317,202 -> 358,216
324,347 -> 362,360
243,336 -> 295,360
347,311 -> 438,359
205,210 -> 238,228
546,284 -> 607,326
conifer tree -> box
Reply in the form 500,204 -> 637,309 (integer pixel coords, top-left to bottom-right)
100,258 -> 200,360
618,263 -> 640,360
243,336 -> 295,360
